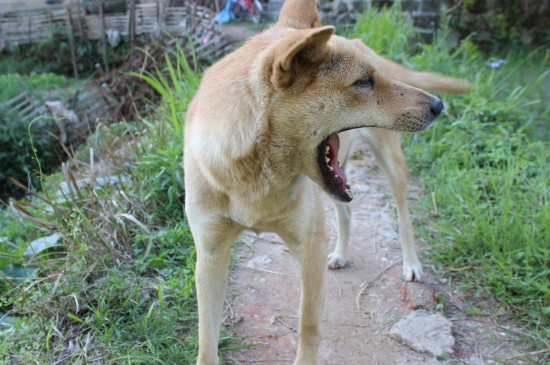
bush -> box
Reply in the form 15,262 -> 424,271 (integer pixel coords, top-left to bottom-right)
446,0 -> 550,48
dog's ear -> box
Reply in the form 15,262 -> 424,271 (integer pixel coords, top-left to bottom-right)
277,0 -> 322,29
271,26 -> 334,89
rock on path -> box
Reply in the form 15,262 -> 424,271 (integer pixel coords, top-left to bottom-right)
389,312 -> 455,358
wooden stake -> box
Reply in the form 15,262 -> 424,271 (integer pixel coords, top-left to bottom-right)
99,0 -> 109,73
65,6 -> 79,79
75,0 -> 84,39
129,0 -> 136,54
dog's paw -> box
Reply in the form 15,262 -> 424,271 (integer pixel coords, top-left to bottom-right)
327,252 -> 347,269
403,260 -> 423,281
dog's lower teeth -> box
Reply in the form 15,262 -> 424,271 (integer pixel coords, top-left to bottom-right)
328,166 -> 333,171
325,146 -> 330,155
325,156 -> 330,163
334,174 -> 338,178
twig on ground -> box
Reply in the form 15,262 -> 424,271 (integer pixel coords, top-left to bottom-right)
331,272 -> 342,298
502,348 -> 550,361
239,264 -> 291,277
355,263 -> 398,312
272,316 -> 297,332
225,298 -> 234,322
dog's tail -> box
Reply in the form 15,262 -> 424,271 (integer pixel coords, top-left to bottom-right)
351,39 -> 472,94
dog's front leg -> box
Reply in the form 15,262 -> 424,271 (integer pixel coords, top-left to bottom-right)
276,195 -> 328,365
294,242 -> 327,365
327,201 -> 351,269
191,216 -> 241,365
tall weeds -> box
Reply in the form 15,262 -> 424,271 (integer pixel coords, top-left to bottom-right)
0,45 -> 201,363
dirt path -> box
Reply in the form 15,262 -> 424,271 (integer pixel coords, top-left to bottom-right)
221,139 -> 533,364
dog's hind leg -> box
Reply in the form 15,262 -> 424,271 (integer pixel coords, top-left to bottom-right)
363,128 -> 422,281
191,216 -> 241,365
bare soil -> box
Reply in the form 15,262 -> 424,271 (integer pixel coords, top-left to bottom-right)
221,139 -> 536,365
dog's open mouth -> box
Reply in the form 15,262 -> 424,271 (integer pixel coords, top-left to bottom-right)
317,133 -> 352,202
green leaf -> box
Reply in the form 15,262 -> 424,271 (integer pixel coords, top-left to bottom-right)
24,234 -> 61,257
0,264 -> 38,282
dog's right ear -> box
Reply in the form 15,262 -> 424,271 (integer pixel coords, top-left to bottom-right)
270,26 -> 334,89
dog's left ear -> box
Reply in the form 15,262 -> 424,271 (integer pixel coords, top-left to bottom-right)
277,0 -> 322,29
271,26 -> 334,89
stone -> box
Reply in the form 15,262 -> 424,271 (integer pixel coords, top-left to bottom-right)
399,281 -> 440,309
389,312 -> 455,358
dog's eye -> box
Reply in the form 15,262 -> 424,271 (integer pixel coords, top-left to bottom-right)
354,76 -> 373,88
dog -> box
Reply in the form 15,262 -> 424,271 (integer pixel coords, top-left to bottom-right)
326,41 -> 471,280
184,0 -> 467,363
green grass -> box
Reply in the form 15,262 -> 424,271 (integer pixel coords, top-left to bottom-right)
0,73 -> 76,104
351,4 -> 550,350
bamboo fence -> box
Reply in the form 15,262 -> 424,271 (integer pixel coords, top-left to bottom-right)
0,1 -> 219,46
0,1 -> 230,140
0,86 -> 118,146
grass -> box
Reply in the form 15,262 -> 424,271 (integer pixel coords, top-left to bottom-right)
0,73 -> 77,105
350,3 -> 550,353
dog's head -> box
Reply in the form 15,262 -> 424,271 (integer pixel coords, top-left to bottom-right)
186,0 -> 443,208
258,0 -> 442,202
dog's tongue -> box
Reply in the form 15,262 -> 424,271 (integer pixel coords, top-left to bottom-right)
327,134 -> 347,185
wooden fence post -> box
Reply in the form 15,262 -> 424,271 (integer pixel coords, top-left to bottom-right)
75,0 -> 84,39
99,0 -> 109,73
66,6 -> 79,80
129,0 -> 136,54
27,16 -> 31,44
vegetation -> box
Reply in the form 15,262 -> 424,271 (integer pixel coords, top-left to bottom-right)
0,35 -> 128,76
0,3 -> 548,363
0,73 -> 79,202
446,0 -> 550,48
0,73 -> 76,103
0,46 -> 202,363
350,4 -> 550,352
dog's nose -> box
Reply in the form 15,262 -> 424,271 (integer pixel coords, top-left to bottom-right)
430,98 -> 444,118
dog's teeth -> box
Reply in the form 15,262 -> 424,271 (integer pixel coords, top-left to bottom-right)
328,166 -> 333,171
325,146 -> 330,155
325,156 -> 330,164
334,174 -> 338,178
